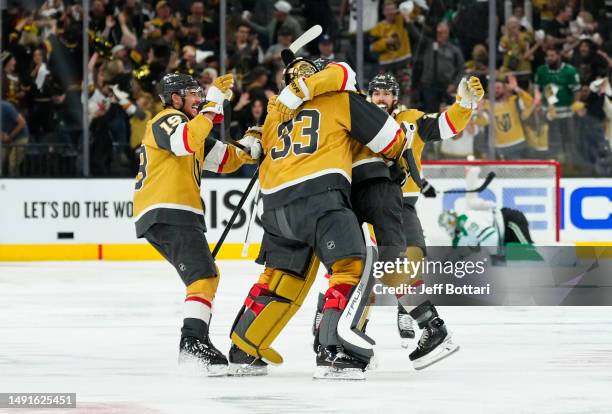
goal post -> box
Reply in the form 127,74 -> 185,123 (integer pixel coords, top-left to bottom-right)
419,160 -> 561,244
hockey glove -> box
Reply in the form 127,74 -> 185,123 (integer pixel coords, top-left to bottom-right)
200,101 -> 224,124
420,179 -> 437,198
277,77 -> 308,110
206,73 -> 234,105
238,126 -> 263,160
457,76 -> 484,109
268,95 -> 296,123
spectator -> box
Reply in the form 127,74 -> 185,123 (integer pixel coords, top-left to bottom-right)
244,1 -> 302,49
464,44 -> 488,78
420,22 -> 464,113
264,26 -> 293,69
569,39 -> 607,86
316,34 -> 345,62
535,47 -> 581,166
184,22 -> 216,56
184,1 -> 218,40
227,23 -> 263,75
1,100 -> 29,176
499,17 -> 534,74
533,0 -> 562,32
546,4 -> 573,47
522,88 -> 551,159
369,0 -> 412,70
1,52 -> 28,111
28,46 -> 62,140
482,74 -> 533,159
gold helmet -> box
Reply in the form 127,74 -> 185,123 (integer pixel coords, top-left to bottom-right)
281,49 -> 318,86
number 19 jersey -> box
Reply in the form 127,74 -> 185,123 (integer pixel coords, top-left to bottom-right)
133,108 -> 255,237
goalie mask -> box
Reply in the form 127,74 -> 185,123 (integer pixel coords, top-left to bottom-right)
283,56 -> 319,86
368,73 -> 399,113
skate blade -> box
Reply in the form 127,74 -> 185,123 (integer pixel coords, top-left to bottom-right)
400,338 -> 412,349
178,354 -> 228,377
412,337 -> 460,371
227,363 -> 268,377
313,366 -> 366,380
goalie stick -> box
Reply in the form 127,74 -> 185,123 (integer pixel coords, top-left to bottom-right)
443,171 -> 496,194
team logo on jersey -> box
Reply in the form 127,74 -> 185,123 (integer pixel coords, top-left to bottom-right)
495,113 -> 512,133
179,263 -> 187,271
326,240 -> 336,250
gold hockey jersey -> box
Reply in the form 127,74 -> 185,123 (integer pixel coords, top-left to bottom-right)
133,108 -> 256,237
369,14 -> 412,64
483,90 -> 533,149
399,103 -> 473,199
260,92 -> 406,209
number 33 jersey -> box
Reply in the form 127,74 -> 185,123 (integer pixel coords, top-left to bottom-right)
133,108 -> 255,237
259,92 -> 407,209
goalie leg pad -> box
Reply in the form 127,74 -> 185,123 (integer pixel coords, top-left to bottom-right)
318,251 -> 377,363
231,255 -> 320,365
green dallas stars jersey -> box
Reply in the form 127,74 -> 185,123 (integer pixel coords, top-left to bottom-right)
534,62 -> 580,110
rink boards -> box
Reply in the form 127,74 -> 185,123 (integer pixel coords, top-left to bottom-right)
0,178 -> 610,260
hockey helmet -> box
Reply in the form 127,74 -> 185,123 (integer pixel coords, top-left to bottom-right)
438,210 -> 459,237
159,72 -> 202,107
283,56 -> 319,86
368,73 -> 400,99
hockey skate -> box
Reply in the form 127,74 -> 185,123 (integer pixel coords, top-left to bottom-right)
314,345 -> 368,380
397,303 -> 416,348
406,301 -> 459,370
409,317 -> 459,370
178,336 -> 228,376
227,344 -> 268,376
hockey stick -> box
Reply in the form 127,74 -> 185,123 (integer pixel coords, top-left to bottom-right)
281,25 -> 323,65
443,171 -> 496,194
212,166 -> 259,258
241,181 -> 261,257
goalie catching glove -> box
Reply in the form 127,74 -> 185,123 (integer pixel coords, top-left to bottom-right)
456,76 -> 484,109
200,74 -> 235,124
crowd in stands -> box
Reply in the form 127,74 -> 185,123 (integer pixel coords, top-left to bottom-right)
1,0 -> 611,177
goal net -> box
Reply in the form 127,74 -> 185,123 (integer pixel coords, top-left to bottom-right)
417,160 -> 561,245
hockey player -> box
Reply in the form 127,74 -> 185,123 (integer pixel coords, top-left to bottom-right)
365,73 -> 483,369
133,72 -> 262,376
228,57 -> 413,379
439,163 -> 533,250
296,69 -> 483,370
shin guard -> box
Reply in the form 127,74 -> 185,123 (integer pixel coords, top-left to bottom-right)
230,255 -> 320,365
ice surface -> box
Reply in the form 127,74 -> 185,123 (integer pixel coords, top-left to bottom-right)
1,260 -> 611,414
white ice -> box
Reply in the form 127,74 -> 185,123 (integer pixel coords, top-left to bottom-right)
1,260 -> 611,414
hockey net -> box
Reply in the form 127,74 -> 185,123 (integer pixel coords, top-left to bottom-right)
419,160 -> 561,244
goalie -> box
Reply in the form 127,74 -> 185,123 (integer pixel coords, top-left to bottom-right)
439,164 -> 533,250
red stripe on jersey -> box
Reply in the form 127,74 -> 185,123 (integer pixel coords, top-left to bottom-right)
185,296 -> 212,308
444,111 -> 457,135
381,128 -> 401,153
182,124 -> 194,153
217,147 -> 229,173
332,63 -> 349,91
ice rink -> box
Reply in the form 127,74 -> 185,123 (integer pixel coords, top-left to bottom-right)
1,260 -> 612,414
